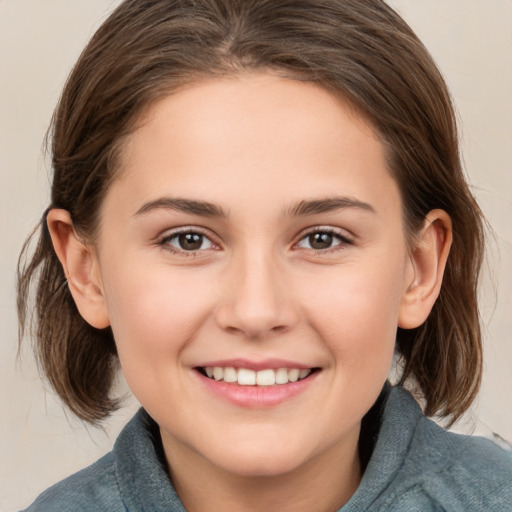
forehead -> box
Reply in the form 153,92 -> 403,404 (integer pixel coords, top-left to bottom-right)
106,73 -> 400,221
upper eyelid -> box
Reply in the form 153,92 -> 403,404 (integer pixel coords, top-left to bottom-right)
159,226 -> 219,247
296,226 -> 354,242
156,225 -> 354,248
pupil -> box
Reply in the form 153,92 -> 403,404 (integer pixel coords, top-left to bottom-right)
310,232 -> 332,250
179,233 -> 203,250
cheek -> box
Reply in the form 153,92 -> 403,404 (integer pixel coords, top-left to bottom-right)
101,264 -> 220,412
102,264 -> 214,363
300,257 -> 405,369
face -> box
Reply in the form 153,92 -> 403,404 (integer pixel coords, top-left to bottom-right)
93,73 -> 414,478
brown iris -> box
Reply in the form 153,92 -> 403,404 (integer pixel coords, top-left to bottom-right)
178,233 -> 204,250
308,232 -> 334,250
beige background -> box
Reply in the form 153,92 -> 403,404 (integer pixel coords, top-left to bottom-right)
1,1 -> 511,510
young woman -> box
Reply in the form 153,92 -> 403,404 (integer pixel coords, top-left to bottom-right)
17,0 -> 512,510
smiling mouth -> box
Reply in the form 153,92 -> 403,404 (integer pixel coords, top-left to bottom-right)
196,367 -> 320,386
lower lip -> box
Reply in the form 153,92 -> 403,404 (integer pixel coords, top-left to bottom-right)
195,370 -> 320,408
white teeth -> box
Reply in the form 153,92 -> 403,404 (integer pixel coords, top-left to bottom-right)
299,369 -> 310,379
223,366 -> 237,383
238,368 -> 256,385
288,369 -> 300,382
202,366 -> 313,385
275,368 -> 289,384
256,369 -> 275,386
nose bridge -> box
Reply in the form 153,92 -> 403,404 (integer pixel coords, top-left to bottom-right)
216,243 -> 297,339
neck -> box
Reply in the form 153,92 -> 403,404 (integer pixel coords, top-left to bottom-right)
161,428 -> 362,512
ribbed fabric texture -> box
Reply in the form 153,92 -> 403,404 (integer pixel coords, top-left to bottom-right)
22,387 -> 512,511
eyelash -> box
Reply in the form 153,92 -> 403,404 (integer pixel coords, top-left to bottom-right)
159,228 -> 218,257
295,227 -> 354,254
158,226 -> 353,256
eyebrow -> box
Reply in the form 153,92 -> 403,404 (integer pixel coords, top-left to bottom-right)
133,195 -> 375,219
287,197 -> 376,217
134,197 -> 228,218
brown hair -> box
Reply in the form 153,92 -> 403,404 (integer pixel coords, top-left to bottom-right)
18,0 -> 484,425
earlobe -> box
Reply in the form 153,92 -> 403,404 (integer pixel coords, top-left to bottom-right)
47,209 -> 110,329
398,209 -> 452,329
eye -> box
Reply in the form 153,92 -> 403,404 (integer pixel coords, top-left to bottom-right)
161,230 -> 215,252
296,229 -> 351,251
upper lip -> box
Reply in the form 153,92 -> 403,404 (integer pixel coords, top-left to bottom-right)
194,358 -> 316,371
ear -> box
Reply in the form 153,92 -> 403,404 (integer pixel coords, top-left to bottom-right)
398,209 -> 452,329
47,209 -> 110,329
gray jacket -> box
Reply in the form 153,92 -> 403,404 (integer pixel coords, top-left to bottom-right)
22,387 -> 512,511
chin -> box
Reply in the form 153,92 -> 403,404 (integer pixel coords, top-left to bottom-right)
200,436 -> 319,478
219,453 -> 307,479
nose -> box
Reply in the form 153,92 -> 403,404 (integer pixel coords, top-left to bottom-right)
215,250 -> 299,340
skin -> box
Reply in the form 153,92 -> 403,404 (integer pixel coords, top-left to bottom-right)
48,73 -> 452,512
